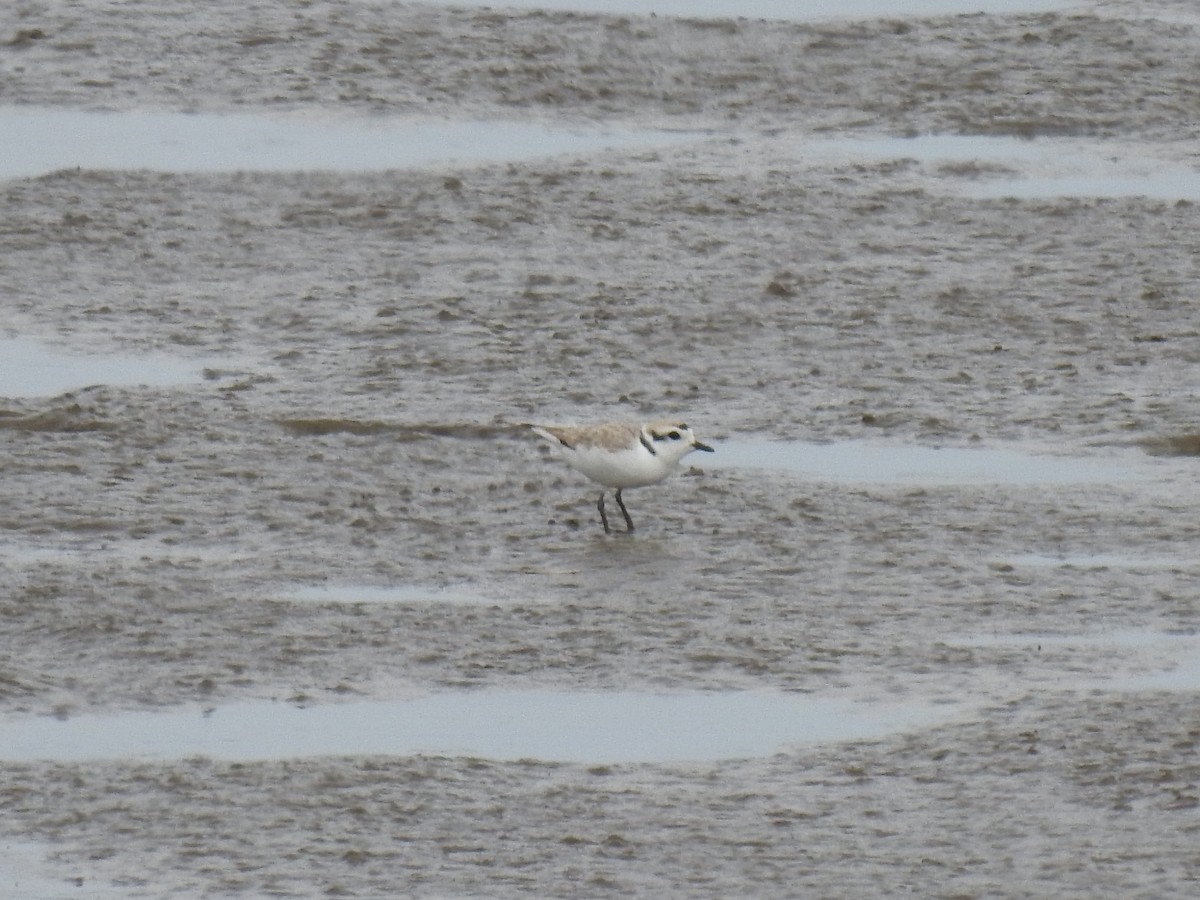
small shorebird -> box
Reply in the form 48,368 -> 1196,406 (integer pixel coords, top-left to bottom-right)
530,420 -> 715,533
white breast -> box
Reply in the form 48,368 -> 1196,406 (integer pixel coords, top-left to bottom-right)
559,442 -> 675,489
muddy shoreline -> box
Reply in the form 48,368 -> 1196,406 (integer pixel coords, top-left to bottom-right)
2,0 -> 1199,896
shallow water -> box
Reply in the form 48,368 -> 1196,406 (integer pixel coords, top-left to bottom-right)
3,1 -> 1199,897
284,583 -> 502,605
0,691 -> 956,764
0,109 -> 699,180
711,440 -> 1140,485
1006,552 -> 1200,571
14,110 -> 1192,201
949,630 -> 1200,691
788,134 -> 1200,199
415,0 -> 1076,20
0,840 -> 127,900
950,628 -> 1199,651
969,173 -> 1200,200
796,134 -> 1060,164
1114,659 -> 1200,691
0,337 -> 226,396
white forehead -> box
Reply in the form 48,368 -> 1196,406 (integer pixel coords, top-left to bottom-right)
646,421 -> 690,435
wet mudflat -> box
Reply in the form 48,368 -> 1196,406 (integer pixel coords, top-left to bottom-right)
2,0 -> 1200,896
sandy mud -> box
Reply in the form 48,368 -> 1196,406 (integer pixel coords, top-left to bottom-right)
1,0 -> 1199,896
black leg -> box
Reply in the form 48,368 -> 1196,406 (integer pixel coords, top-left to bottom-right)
596,491 -> 612,534
614,488 -> 635,532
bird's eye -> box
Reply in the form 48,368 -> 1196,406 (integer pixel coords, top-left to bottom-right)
668,431 -> 682,440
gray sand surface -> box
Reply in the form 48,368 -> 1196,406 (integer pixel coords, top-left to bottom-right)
2,1 -> 1199,896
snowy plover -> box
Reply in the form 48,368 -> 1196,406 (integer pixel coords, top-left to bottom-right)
530,420 -> 715,533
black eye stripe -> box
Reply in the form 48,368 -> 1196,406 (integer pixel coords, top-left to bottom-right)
652,430 -> 684,441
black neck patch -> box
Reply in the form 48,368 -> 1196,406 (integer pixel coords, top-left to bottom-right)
639,431 -> 657,456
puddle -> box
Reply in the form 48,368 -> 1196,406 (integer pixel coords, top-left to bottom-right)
0,839 -> 127,900
0,543 -> 85,563
967,174 -> 1200,201
415,0 -> 1075,20
0,336 -> 225,397
9,110 -> 1190,201
1004,553 -> 1200,571
797,134 -> 1056,166
0,109 -> 698,180
0,540 -> 257,567
0,692 -> 956,764
787,134 -> 1200,200
710,441 -> 1136,486
950,631 -> 1200,692
283,584 -> 506,605
1114,660 -> 1200,692
951,629 -> 1198,650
